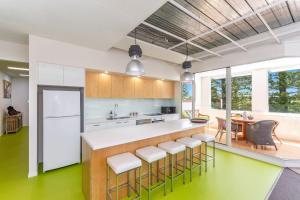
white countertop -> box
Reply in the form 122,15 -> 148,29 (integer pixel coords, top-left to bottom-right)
81,119 -> 208,150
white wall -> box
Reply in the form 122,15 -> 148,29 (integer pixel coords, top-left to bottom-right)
28,35 -> 181,177
0,71 -> 12,134
11,78 -> 29,125
0,39 -> 28,62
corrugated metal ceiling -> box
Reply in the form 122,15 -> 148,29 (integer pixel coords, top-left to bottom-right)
128,0 -> 300,57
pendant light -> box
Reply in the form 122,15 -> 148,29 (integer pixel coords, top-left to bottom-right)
181,43 -> 194,82
126,29 -> 145,76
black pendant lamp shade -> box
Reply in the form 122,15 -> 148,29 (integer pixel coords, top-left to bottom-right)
181,44 -> 194,82
126,29 -> 145,76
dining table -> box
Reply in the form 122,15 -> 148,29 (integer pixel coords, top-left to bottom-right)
232,117 -> 256,140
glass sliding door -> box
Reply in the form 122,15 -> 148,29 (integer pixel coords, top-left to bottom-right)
181,82 -> 193,119
194,68 -> 229,145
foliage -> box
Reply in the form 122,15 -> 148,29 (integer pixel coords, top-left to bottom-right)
211,75 -> 252,111
182,83 -> 193,101
269,69 -> 300,113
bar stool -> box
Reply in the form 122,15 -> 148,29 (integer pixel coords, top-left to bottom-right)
158,141 -> 186,192
176,137 -> 202,182
192,134 -> 215,172
106,152 -> 142,200
136,146 -> 167,200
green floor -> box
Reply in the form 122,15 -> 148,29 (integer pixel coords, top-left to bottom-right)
0,127 -> 281,200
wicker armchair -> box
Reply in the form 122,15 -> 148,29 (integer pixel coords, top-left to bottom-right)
215,117 -> 242,141
246,120 -> 277,150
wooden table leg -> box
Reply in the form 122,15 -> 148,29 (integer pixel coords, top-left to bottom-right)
242,122 -> 247,140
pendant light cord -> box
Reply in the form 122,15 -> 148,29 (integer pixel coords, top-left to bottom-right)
134,28 -> 137,45
185,43 -> 189,61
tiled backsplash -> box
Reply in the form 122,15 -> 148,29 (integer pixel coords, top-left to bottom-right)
85,98 -> 176,119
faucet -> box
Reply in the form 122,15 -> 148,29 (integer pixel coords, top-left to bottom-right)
113,104 -> 118,118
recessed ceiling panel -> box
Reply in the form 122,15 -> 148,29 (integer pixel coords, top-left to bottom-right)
193,31 -> 231,49
128,24 -> 182,49
173,0 -> 219,28
268,1 -> 293,26
172,43 -> 203,55
146,2 -> 208,40
288,0 -> 300,22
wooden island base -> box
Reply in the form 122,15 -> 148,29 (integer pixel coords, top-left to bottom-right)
82,126 -> 205,200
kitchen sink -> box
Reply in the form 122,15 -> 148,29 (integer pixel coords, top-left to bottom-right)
106,116 -> 130,120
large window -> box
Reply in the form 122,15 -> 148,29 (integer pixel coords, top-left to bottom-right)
182,82 -> 193,118
269,69 -> 300,113
211,75 -> 252,110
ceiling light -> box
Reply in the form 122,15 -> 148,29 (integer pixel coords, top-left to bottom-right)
19,74 -> 29,77
8,66 -> 29,71
181,44 -> 194,82
126,29 -> 145,76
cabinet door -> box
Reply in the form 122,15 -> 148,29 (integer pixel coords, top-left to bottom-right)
85,71 -> 99,98
153,80 -> 163,98
143,78 -> 154,98
111,75 -> 124,98
123,76 -> 135,98
98,73 -> 112,98
38,63 -> 63,86
134,78 -> 154,98
162,81 -> 174,99
64,66 -> 85,87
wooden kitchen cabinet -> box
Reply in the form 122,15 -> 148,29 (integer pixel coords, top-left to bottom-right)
162,81 -> 174,99
85,71 -> 99,98
98,73 -> 112,98
123,76 -> 135,98
111,75 -> 135,98
153,80 -> 174,99
85,70 -> 174,99
153,80 -> 163,98
134,78 -> 154,98
111,75 -> 124,98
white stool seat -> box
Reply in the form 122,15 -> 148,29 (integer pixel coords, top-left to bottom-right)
192,133 -> 215,142
107,152 -> 142,174
177,137 -> 202,148
158,141 -> 185,154
136,146 -> 167,163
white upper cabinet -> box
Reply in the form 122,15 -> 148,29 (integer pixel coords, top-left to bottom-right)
63,66 -> 85,87
38,63 -> 85,87
38,63 -> 64,86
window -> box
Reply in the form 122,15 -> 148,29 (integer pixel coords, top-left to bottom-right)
182,82 -> 193,118
269,69 -> 300,113
211,75 -> 252,110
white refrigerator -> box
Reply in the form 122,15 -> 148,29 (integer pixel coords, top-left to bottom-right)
43,90 -> 81,172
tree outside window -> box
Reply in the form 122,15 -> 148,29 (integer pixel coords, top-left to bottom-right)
269,69 -> 300,113
211,75 -> 252,110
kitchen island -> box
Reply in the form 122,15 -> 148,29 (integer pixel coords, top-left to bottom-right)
81,119 -> 208,200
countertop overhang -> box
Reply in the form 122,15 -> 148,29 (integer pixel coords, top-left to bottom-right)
81,119 -> 208,150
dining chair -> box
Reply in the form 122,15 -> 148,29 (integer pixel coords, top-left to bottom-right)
272,120 -> 282,144
215,117 -> 241,141
246,120 -> 278,150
